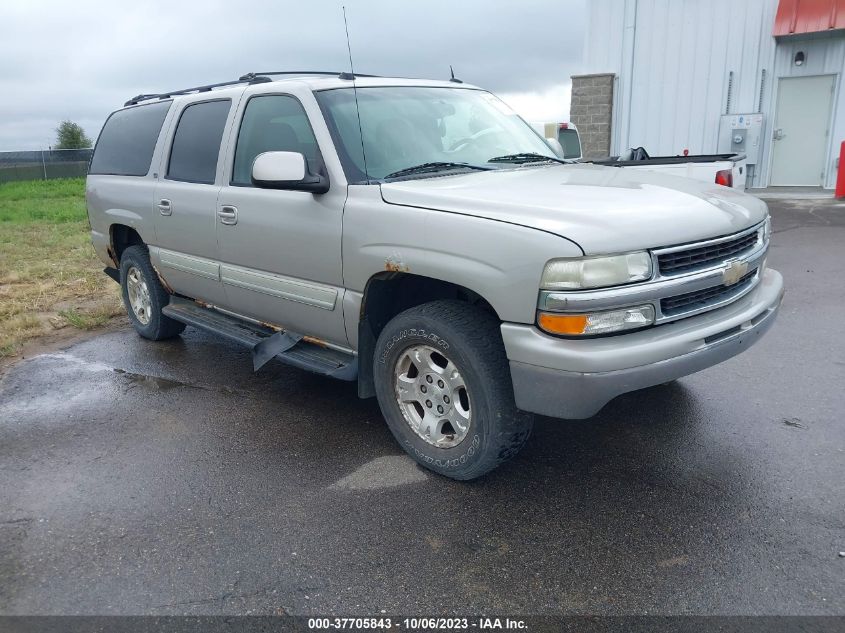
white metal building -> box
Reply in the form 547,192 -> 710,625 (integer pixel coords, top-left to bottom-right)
581,0 -> 845,189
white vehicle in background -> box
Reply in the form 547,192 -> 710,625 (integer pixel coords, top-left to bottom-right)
531,121 -> 582,160
533,122 -> 747,189
591,147 -> 748,190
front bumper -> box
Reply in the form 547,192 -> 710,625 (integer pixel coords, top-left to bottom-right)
503,268 -> 784,419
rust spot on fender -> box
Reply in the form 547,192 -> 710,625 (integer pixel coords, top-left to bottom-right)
384,254 -> 409,273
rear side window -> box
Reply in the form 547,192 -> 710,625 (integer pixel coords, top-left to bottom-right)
231,95 -> 320,186
89,101 -> 171,176
167,100 -> 231,184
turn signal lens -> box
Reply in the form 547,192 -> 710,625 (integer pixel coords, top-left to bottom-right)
538,305 -> 656,336
537,313 -> 589,335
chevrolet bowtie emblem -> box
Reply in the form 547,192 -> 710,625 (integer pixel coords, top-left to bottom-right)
722,259 -> 748,286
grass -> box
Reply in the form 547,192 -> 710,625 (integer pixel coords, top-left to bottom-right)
0,178 -> 123,358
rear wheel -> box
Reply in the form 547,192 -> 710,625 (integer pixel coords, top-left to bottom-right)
119,245 -> 185,340
373,300 -> 533,480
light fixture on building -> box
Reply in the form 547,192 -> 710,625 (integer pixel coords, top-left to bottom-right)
794,51 -> 805,66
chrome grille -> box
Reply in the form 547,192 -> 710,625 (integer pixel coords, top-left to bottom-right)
661,269 -> 757,316
658,231 -> 759,275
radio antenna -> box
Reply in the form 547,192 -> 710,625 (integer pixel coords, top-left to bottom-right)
343,6 -> 369,183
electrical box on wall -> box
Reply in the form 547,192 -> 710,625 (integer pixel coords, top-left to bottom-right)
719,114 -> 765,165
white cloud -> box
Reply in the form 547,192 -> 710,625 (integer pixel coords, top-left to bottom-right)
499,83 -> 573,124
0,0 -> 586,150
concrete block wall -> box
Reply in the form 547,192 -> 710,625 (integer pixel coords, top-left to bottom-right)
570,73 -> 614,159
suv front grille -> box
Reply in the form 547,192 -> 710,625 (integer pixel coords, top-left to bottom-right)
658,231 -> 759,275
661,269 -> 757,316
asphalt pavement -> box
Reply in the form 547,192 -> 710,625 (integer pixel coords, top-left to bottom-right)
1,198 -> 843,616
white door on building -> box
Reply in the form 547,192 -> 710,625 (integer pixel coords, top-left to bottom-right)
770,75 -> 835,186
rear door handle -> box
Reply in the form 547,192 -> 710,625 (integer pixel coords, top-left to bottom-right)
158,199 -> 172,215
218,205 -> 238,225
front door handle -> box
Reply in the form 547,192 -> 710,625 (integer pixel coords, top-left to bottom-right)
773,128 -> 785,141
218,205 -> 238,225
158,199 -> 172,216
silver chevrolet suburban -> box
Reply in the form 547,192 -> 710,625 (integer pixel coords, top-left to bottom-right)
86,72 -> 784,480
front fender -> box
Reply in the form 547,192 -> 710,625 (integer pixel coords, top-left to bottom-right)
342,186 -> 583,325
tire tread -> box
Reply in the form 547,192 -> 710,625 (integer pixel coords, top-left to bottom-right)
375,300 -> 533,480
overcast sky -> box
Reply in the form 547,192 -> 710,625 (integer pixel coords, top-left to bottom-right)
0,0 -> 585,151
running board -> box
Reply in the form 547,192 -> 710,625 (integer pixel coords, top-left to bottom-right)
162,298 -> 357,380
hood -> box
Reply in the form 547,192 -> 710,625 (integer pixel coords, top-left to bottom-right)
379,163 -> 768,254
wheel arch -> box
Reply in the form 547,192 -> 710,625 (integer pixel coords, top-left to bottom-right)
108,224 -> 145,266
356,271 -> 500,398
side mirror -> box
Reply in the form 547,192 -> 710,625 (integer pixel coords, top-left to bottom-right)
545,138 -> 565,159
251,151 -> 329,194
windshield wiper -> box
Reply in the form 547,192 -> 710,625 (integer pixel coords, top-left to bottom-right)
487,152 -> 569,165
384,162 -> 491,180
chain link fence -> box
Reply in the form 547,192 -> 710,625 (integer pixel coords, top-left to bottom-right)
0,149 -> 93,184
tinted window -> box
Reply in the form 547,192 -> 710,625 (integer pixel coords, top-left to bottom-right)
89,101 -> 171,176
167,100 -> 230,184
232,95 -> 320,186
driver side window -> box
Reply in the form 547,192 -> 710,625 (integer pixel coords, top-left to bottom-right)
231,95 -> 320,186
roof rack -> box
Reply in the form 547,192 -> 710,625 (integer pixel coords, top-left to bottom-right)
246,70 -> 381,79
124,70 -> 380,107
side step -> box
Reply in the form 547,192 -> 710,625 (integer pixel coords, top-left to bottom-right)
162,298 -> 357,380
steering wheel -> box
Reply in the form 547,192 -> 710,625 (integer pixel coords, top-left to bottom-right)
448,127 -> 500,152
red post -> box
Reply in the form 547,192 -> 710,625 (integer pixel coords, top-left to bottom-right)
837,141 -> 845,199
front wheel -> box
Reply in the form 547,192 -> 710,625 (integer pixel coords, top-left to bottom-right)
373,301 -> 533,480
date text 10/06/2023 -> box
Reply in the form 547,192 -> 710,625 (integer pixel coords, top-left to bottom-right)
307,617 -> 528,630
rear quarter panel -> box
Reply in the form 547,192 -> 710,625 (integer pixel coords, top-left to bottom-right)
86,174 -> 157,267
85,100 -> 178,267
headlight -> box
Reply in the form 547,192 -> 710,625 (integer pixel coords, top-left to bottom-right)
538,304 -> 655,336
540,252 -> 652,290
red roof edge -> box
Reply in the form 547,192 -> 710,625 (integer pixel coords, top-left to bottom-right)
773,0 -> 845,36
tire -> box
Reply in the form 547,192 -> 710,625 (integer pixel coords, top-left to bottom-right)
119,245 -> 185,340
373,300 -> 533,480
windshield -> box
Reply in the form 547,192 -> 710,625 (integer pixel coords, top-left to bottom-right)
315,86 -> 558,182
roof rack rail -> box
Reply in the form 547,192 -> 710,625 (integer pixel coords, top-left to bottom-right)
124,70 -> 380,107
124,77 -> 258,107
245,71 -> 381,79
